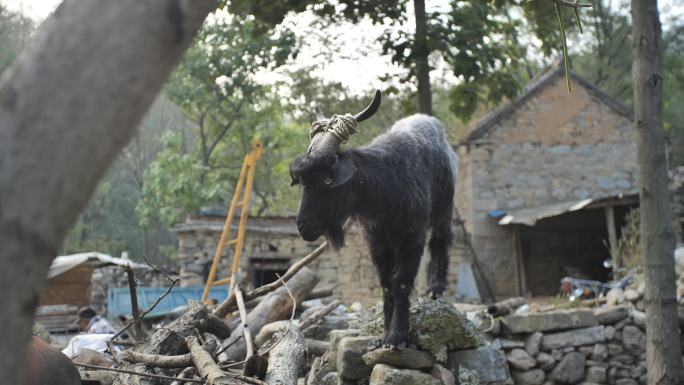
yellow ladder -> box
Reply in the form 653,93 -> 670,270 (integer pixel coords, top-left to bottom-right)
201,139 -> 264,303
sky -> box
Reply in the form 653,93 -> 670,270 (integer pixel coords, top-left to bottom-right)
0,0 -> 404,93
2,0 -> 683,94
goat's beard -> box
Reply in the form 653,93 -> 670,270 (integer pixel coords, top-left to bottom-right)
325,223 -> 346,251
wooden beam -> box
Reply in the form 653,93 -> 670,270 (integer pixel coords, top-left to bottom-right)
513,226 -> 528,297
604,205 -> 620,277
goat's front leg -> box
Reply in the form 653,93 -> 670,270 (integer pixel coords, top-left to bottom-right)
369,241 -> 396,344
384,237 -> 424,349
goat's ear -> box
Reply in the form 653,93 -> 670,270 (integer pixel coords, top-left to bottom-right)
331,158 -> 356,188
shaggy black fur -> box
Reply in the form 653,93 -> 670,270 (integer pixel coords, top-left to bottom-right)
289,114 -> 458,348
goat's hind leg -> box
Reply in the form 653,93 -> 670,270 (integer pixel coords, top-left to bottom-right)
426,220 -> 453,299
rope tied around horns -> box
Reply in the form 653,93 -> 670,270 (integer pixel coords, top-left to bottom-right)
310,113 -> 358,143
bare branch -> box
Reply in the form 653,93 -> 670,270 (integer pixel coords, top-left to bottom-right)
259,274 -> 297,356
235,286 -> 254,360
298,300 -> 341,331
74,363 -> 204,384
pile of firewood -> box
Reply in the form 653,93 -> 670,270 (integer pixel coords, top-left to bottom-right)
79,244 -> 345,385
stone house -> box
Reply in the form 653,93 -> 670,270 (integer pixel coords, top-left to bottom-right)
456,65 -> 639,298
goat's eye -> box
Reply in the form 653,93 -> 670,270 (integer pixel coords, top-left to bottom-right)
323,177 -> 333,185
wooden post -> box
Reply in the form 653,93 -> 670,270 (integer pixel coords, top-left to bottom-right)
124,265 -> 144,339
604,205 -> 620,278
513,226 -> 527,297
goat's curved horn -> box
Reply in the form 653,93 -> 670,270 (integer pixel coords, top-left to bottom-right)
353,89 -> 382,123
315,106 -> 326,121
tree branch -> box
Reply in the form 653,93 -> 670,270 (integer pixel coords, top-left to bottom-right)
553,0 -> 592,8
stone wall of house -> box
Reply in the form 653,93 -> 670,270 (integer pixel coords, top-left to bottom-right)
457,74 -> 637,299
176,215 -> 468,307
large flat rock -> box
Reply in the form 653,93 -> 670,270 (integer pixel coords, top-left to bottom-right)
541,326 -> 606,350
502,310 -> 597,333
447,346 -> 509,384
362,347 -> 434,369
336,336 -> 380,380
594,306 -> 629,324
369,364 -> 440,385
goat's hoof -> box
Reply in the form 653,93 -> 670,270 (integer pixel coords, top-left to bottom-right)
426,282 -> 446,299
383,341 -> 407,350
383,333 -> 408,350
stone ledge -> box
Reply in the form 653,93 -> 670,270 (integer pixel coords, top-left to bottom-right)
502,309 -> 598,333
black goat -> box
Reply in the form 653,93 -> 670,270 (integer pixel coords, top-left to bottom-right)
289,91 -> 458,348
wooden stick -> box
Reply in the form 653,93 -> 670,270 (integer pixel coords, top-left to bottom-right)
123,350 -> 193,368
76,361 -> 268,385
124,265 -> 144,339
259,274 -> 298,356
263,323 -> 306,385
298,300 -> 341,331
170,366 -> 195,385
186,335 -> 231,385
73,363 -> 204,384
122,340 -> 216,368
235,287 -> 254,360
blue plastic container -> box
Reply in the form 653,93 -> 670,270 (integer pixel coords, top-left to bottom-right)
106,285 -> 230,319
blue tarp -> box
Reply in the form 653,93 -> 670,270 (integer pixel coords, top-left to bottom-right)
107,285 -> 230,319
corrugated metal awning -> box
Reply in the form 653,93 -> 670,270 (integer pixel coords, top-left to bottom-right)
48,252 -> 150,279
491,192 -> 639,226
496,199 -> 594,226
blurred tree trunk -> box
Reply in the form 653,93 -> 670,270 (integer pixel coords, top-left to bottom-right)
0,1 -> 213,383
631,1 -> 684,384
413,0 -> 432,115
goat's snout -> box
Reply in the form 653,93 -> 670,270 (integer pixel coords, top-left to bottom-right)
296,218 -> 322,241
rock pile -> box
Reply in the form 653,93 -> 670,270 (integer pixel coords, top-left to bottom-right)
675,247 -> 684,302
479,306 -> 648,385
304,297 -> 510,385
